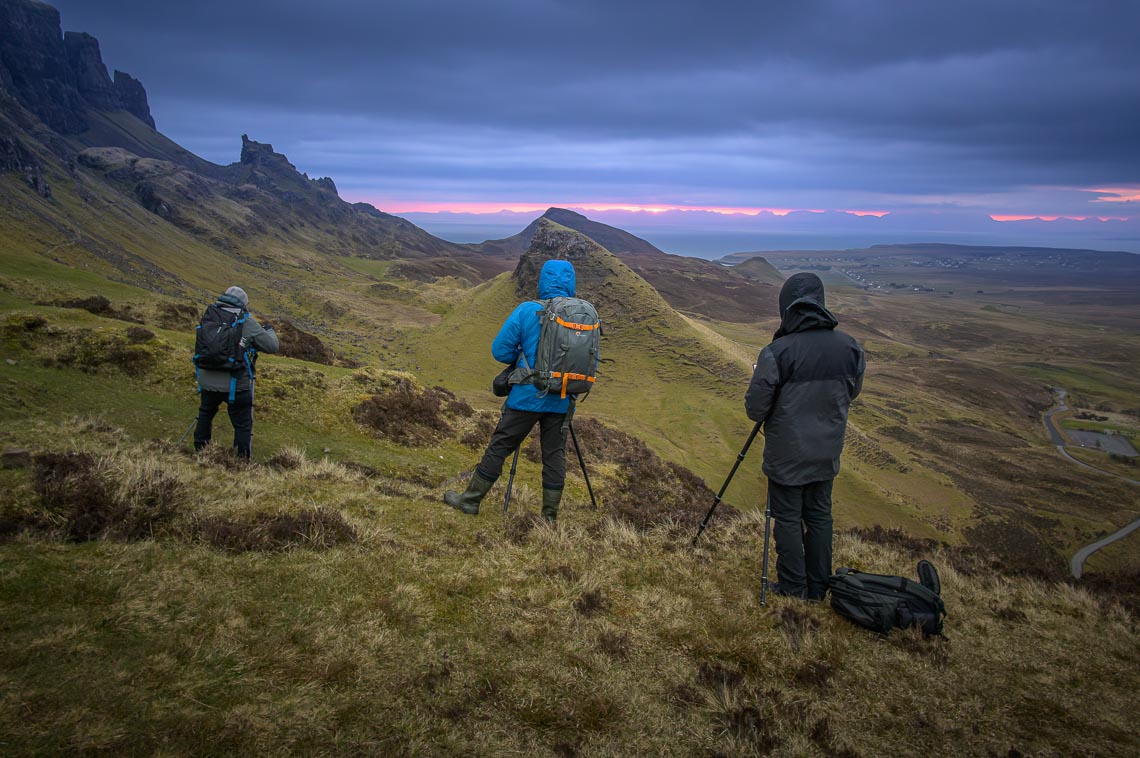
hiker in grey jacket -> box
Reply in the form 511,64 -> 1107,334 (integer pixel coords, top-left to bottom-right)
745,273 -> 865,600
194,286 -> 279,459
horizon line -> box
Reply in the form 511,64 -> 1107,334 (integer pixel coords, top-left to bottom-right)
349,200 -> 892,217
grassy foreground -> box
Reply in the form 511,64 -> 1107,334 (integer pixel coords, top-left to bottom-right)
0,423 -> 1135,756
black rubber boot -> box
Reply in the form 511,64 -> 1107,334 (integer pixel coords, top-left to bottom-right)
541,488 -> 563,524
443,472 -> 494,515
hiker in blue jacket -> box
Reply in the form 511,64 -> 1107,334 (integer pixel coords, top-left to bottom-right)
444,259 -> 577,522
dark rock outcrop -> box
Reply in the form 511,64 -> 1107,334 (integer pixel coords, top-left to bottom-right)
237,134 -> 313,194
0,0 -> 155,133
0,0 -> 86,133
0,133 -> 36,172
0,132 -> 50,197
113,70 -> 154,128
64,31 -> 118,110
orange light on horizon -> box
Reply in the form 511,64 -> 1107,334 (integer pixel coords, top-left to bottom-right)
358,198 -> 890,218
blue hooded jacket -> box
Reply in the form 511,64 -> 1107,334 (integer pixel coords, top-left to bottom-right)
492,259 -> 577,413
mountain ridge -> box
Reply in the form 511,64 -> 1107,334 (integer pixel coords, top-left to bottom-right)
468,207 -> 784,322
473,206 -> 666,257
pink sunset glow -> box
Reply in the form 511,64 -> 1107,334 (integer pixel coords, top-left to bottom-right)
362,199 -> 889,218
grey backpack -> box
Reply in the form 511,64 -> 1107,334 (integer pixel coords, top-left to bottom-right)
514,297 -> 601,399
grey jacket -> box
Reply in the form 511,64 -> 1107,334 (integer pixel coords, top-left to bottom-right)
745,274 -> 865,486
196,295 -> 279,394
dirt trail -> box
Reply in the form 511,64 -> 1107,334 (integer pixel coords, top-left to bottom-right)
1043,388 -> 1140,578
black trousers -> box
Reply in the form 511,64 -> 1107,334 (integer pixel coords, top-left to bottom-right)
769,479 -> 834,599
194,389 -> 254,459
476,408 -> 567,490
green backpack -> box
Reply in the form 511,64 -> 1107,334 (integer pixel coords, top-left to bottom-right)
514,296 -> 601,399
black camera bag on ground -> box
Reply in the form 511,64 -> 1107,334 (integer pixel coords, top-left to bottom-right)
827,560 -> 946,637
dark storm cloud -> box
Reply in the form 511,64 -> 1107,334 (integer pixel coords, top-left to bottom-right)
49,0 -> 1140,205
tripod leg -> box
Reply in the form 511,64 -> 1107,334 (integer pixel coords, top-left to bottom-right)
503,445 -> 521,515
176,417 -> 197,447
692,421 -> 763,546
568,421 -> 598,510
760,489 -> 773,606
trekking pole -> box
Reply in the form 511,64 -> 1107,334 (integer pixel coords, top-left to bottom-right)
503,445 -> 521,515
175,417 -> 197,447
568,419 -> 598,510
691,421 -> 763,546
760,489 -> 773,606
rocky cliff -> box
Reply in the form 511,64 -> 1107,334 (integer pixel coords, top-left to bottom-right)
0,0 -> 490,270
0,0 -> 155,132
112,70 -> 154,129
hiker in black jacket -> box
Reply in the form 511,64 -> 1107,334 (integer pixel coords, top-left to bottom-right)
745,273 -> 865,600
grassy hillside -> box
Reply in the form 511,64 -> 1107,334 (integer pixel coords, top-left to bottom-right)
0,419 -> 1135,755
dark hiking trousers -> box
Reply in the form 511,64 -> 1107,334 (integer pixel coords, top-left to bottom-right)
769,479 -> 834,599
194,389 -> 254,459
476,408 -> 568,490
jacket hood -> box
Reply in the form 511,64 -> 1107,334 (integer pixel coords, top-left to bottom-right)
778,272 -> 838,335
217,293 -> 246,310
538,259 -> 576,299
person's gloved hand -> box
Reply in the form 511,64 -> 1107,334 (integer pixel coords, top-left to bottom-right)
263,322 -> 274,331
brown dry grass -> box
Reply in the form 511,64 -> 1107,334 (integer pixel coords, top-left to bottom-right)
0,433 -> 1136,756
526,417 -> 730,531
352,377 -> 475,447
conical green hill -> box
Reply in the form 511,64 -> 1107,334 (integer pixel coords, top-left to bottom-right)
514,219 -> 747,384
732,255 -> 784,285
410,219 -> 761,485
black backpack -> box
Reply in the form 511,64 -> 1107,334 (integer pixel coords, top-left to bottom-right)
827,560 -> 946,638
193,304 -> 249,375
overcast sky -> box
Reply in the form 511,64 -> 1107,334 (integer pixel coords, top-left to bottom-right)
51,0 -> 1140,251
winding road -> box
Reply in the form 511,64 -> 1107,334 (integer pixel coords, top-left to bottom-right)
1042,389 -> 1140,578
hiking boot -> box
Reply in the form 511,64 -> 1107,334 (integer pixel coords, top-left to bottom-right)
541,488 -> 563,524
768,582 -> 808,600
443,472 -> 494,515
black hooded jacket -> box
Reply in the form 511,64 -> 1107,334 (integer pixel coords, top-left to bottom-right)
745,273 -> 865,485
